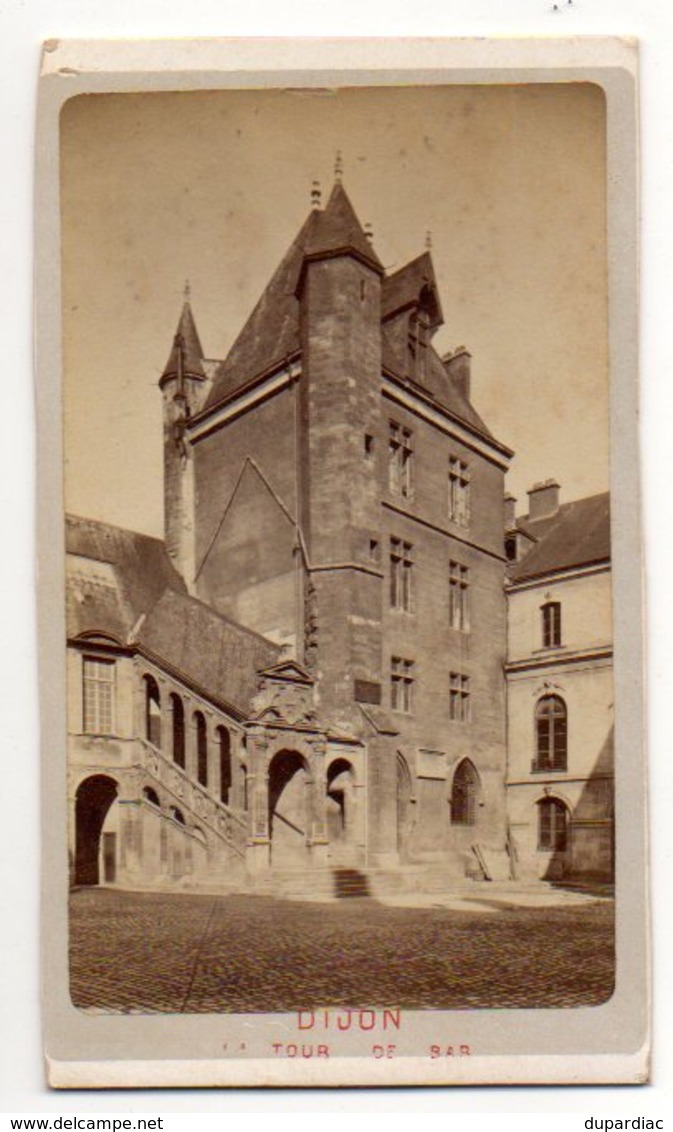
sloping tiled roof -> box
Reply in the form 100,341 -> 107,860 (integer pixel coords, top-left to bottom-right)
508,492 -> 611,582
161,301 -> 206,383
66,514 -> 280,714
66,515 -> 186,640
381,324 -> 493,439
136,589 -> 280,715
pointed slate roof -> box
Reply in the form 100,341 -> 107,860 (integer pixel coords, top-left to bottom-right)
508,492 -> 611,583
160,301 -> 206,386
203,183 -> 381,411
302,181 -> 383,273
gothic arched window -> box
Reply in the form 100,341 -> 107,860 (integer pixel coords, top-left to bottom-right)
450,759 -> 480,826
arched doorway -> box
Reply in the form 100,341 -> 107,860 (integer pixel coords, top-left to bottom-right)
268,750 -> 311,867
396,753 -> 413,859
74,774 -> 119,886
326,758 -> 356,863
450,759 -> 481,827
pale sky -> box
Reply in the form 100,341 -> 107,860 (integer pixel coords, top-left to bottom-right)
61,84 -> 608,538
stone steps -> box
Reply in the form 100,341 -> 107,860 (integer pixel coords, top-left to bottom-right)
247,856 -> 490,900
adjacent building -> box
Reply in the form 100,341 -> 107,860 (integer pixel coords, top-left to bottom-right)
504,481 -> 614,881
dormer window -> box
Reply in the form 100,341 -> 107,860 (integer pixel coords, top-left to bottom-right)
408,309 -> 430,382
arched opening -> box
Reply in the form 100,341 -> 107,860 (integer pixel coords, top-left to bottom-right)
326,758 -> 356,861
74,774 -> 119,886
450,758 -> 481,826
144,675 -> 161,748
396,753 -> 413,857
217,726 -> 232,806
169,806 -> 185,825
142,785 -> 160,807
170,693 -> 185,769
268,749 -> 311,866
194,711 -> 208,787
535,695 -> 568,772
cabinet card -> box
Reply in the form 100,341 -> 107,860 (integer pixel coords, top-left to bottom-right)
37,36 -> 646,1088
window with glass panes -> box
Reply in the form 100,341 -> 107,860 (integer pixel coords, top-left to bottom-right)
538,797 -> 569,851
390,538 -> 413,611
449,560 -> 470,631
541,601 -> 562,648
534,695 -> 567,771
391,656 -> 414,712
449,672 -> 471,721
82,657 -> 115,734
388,421 -> 413,498
448,456 -> 470,526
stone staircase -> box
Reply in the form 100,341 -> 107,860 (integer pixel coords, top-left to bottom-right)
248,852 -> 497,901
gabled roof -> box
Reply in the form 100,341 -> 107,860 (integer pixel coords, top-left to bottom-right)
381,252 -> 443,327
203,183 -> 381,411
160,301 -> 206,386
508,492 -> 611,583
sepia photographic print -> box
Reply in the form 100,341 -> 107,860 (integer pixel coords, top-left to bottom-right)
38,38 -> 647,1087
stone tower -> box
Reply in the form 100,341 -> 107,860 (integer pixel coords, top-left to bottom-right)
159,298 -> 209,591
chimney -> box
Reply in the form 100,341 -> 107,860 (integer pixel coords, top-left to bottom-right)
527,479 -> 560,521
504,493 -> 517,529
442,346 -> 471,400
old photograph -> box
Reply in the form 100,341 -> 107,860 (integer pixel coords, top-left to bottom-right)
38,38 -> 645,1087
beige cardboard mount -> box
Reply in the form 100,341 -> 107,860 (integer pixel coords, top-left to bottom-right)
37,36 -> 647,1088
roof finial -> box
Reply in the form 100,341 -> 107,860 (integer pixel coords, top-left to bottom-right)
311,180 -> 322,210
425,230 -> 433,250
334,149 -> 343,183
184,279 -> 191,301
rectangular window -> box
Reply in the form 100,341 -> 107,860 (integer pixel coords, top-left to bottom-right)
82,656 -> 115,734
390,537 -> 413,611
542,601 -> 562,648
388,421 -> 413,498
449,560 -> 470,631
391,656 -> 415,713
449,672 -> 471,722
448,456 -> 470,527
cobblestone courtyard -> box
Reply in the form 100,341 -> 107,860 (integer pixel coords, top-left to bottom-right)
69,887 -> 614,1014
